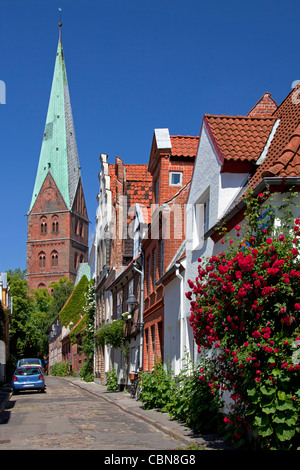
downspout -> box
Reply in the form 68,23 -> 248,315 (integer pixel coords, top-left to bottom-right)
133,252 -> 144,370
175,263 -> 184,368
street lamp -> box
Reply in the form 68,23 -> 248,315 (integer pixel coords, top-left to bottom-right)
126,293 -> 143,332
126,293 -> 138,313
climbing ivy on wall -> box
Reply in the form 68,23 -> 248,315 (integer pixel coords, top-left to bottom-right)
59,275 -> 89,328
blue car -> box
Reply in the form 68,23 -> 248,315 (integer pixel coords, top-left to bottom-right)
12,367 -> 46,393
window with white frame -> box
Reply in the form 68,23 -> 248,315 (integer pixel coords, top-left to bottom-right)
169,171 -> 183,187
193,191 -> 210,250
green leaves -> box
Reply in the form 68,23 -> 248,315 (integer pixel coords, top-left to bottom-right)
275,423 -> 296,442
96,318 -> 125,349
59,275 -> 88,328
187,189 -> 300,449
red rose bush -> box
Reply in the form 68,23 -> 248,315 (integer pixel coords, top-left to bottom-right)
186,191 -> 300,449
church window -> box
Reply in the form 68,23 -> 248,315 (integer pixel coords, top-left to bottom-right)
41,221 -> 47,233
74,252 -> 79,269
52,221 -> 59,233
51,251 -> 58,267
39,252 -> 46,268
80,222 -> 84,237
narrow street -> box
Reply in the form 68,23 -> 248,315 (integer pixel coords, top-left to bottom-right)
0,376 -> 194,451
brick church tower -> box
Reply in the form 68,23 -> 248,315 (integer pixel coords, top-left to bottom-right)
26,24 -> 89,291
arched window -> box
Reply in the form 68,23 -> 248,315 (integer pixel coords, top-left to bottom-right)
39,252 -> 46,268
80,254 -> 84,264
80,222 -> 84,237
41,221 -> 47,233
38,283 -> 46,289
74,252 -> 79,269
52,221 -> 59,233
51,251 -> 58,267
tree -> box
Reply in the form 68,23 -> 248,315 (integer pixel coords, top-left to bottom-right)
30,287 -> 53,358
7,271 -> 74,363
7,269 -> 35,359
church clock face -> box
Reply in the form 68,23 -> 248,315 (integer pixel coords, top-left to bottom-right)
44,187 -> 55,200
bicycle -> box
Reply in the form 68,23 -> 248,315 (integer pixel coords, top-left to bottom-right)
129,370 -> 142,400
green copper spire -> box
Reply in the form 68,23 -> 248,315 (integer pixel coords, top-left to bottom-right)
29,24 -> 81,211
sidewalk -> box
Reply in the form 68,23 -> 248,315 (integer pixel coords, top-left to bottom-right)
62,376 -> 231,450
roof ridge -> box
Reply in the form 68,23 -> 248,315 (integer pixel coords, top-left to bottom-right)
170,134 -> 199,138
205,114 -> 276,120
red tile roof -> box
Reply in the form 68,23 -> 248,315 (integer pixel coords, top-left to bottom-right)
204,115 -> 277,164
249,84 -> 300,186
170,135 -> 199,158
125,164 -> 152,181
206,88 -> 300,241
263,122 -> 300,178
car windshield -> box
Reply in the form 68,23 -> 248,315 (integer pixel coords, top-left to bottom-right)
16,368 -> 41,376
19,359 -> 40,365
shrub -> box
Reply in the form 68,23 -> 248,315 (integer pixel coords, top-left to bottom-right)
79,361 -> 94,382
139,360 -> 176,411
106,367 -> 118,391
186,190 -> 300,449
167,357 -> 222,433
96,319 -> 125,349
50,361 -> 72,377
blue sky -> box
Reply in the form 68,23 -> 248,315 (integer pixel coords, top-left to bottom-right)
1,0 -> 300,273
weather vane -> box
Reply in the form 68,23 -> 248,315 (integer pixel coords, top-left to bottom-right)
58,8 -> 62,28
58,8 -> 62,40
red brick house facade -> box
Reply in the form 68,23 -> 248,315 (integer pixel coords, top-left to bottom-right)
142,129 -> 198,371
94,154 -> 152,383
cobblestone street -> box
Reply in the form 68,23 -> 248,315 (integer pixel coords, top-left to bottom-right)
0,376 -> 209,451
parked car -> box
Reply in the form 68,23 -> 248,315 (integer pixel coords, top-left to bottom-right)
17,358 -> 43,370
12,367 -> 46,394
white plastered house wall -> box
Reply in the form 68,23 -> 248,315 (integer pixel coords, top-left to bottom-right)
163,247 -> 193,375
185,121 -> 252,365
94,153 -> 115,382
